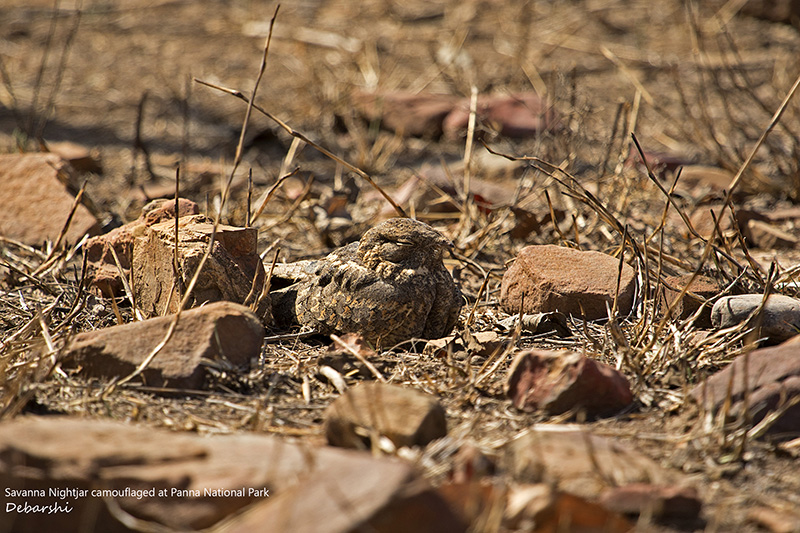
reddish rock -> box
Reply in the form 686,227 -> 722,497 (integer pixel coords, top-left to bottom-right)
691,342 -> 800,438
506,349 -> 633,417
500,245 -> 636,320
662,274 -> 721,328
600,483 -> 702,520
0,416 -> 464,533
352,90 -> 458,138
443,93 -> 560,138
141,197 -> 201,225
505,425 -> 681,501
84,198 -> 200,297
61,301 -> 264,389
325,382 -> 448,450
132,214 -> 268,321
0,153 -> 99,245
711,294 -> 800,345
84,223 -> 139,297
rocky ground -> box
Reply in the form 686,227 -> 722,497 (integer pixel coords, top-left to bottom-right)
2,0 -> 800,531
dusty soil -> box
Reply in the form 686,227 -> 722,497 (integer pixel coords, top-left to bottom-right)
2,0 -> 800,531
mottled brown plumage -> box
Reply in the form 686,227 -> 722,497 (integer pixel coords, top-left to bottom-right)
294,218 -> 462,348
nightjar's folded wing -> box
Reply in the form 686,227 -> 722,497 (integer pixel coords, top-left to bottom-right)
291,218 -> 463,347
422,267 -> 463,339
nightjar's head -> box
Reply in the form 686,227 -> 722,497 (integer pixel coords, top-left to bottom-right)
358,218 -> 453,275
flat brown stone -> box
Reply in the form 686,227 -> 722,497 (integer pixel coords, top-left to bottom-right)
0,153 -> 99,245
504,425 -> 683,501
0,416 -> 464,533
60,301 -> 264,389
691,342 -> 800,438
500,245 -> 636,320
325,382 -> 448,450
711,294 -> 800,345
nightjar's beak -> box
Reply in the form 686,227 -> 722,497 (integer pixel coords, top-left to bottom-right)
433,234 -> 455,260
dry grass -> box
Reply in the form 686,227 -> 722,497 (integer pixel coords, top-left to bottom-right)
2,0 -> 800,530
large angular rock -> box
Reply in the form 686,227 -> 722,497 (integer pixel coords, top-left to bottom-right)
60,301 -> 264,389
711,294 -> 800,345
500,245 -> 636,320
0,153 -> 99,245
691,341 -> 800,438
0,416 -> 464,533
132,214 -> 267,321
84,198 -> 199,297
226,476 -> 464,533
505,349 -> 633,417
325,382 -> 448,450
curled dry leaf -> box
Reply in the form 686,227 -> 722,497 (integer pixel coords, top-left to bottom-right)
496,312 -> 571,337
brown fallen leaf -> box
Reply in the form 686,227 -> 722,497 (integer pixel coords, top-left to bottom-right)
497,312 -> 571,337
